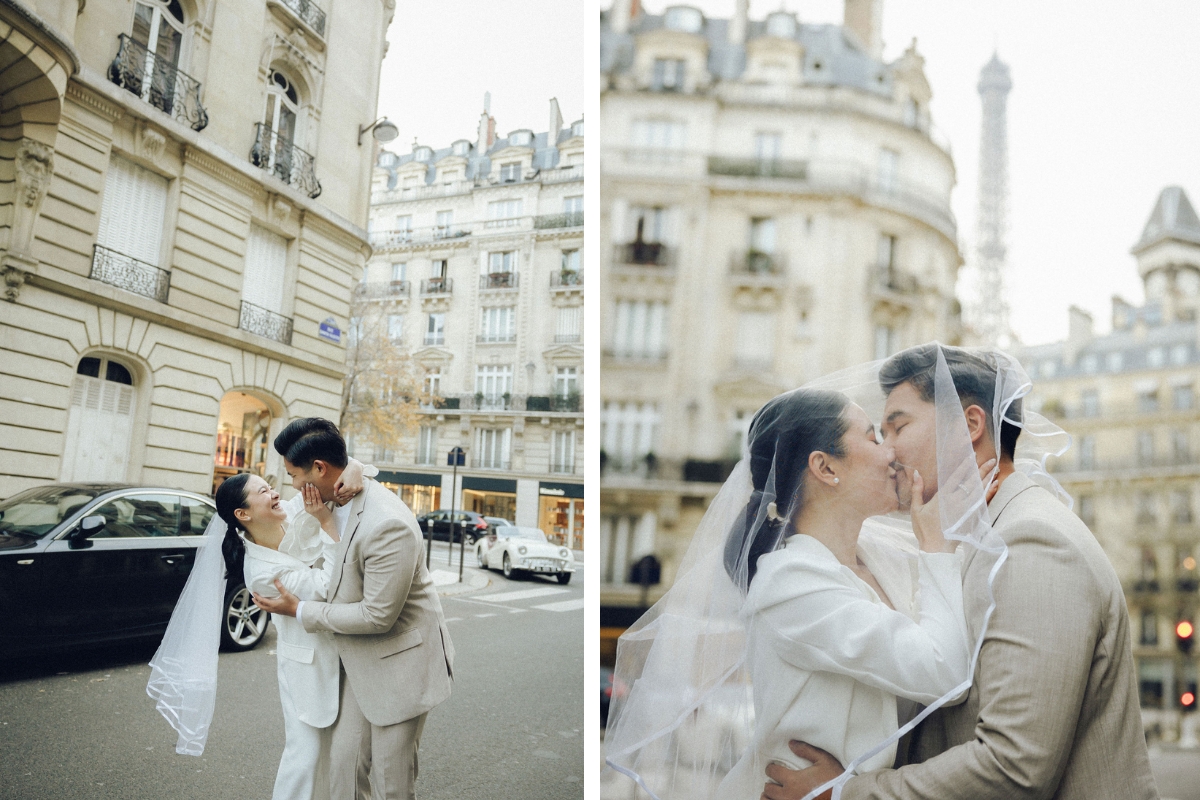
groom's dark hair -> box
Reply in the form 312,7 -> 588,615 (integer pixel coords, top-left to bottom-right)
879,343 -> 1023,460
273,417 -> 349,469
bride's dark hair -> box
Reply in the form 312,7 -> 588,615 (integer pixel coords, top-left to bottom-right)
215,473 -> 253,580
724,389 -> 851,588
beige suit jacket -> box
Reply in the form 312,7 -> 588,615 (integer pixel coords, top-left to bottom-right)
844,472 -> 1158,800
300,480 -> 455,727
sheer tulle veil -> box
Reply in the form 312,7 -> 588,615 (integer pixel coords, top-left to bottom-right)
603,343 -> 1070,800
146,510 -> 227,756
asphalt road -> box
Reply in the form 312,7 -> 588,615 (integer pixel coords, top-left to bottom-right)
0,555 -> 584,800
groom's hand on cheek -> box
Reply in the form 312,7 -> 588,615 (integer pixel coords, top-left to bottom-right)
252,579 -> 299,617
761,741 -> 842,800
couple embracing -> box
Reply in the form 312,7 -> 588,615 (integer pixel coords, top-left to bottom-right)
606,343 -> 1158,800
148,418 -> 453,800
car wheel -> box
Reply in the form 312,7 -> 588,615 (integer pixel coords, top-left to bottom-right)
220,584 -> 270,652
556,572 -> 572,585
502,553 -> 515,579
476,545 -> 487,567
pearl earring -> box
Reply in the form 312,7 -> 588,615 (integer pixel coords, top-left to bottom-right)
833,477 -> 840,485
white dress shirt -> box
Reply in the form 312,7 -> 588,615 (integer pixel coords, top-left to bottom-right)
717,531 -> 971,798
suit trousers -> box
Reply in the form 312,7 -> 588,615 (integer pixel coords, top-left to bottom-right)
331,667 -> 427,800
274,678 -> 332,800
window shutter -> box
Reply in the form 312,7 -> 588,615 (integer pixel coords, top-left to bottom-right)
243,225 -> 288,312
60,373 -> 136,482
98,156 -> 168,266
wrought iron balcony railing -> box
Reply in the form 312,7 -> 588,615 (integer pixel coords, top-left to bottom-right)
354,280 -> 410,299
420,277 -> 453,295
108,34 -> 208,131
551,269 -> 584,288
616,241 -> 673,267
239,301 -> 293,345
475,393 -> 512,411
480,272 -> 519,290
90,245 -> 171,303
423,333 -> 445,346
477,332 -> 517,344
250,123 -> 322,199
473,457 -> 512,470
708,156 -> 809,180
275,0 -> 326,36
731,250 -> 786,275
554,333 -> 581,344
534,211 -> 584,229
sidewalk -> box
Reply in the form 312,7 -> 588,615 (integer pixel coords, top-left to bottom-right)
431,565 -> 491,596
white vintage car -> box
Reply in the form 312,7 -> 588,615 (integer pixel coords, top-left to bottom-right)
476,526 -> 574,583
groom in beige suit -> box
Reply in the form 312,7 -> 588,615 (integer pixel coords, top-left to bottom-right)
254,418 -> 454,800
764,345 -> 1157,800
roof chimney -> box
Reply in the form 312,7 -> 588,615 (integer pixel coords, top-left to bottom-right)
729,0 -> 749,44
477,93 -> 496,152
1065,305 -> 1094,365
610,0 -> 632,33
843,0 -> 883,60
548,97 -> 563,144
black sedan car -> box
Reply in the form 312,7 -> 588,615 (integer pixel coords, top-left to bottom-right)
0,483 -> 270,660
416,509 -> 488,544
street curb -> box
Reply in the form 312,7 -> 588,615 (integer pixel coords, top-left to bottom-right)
435,567 -> 491,597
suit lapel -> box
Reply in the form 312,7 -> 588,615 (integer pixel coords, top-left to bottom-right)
329,482 -> 370,598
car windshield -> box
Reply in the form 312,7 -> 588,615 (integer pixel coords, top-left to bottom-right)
499,526 -> 548,543
0,485 -> 103,539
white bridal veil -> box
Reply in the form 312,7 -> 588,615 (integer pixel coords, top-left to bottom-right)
146,510 -> 227,756
603,344 -> 1071,800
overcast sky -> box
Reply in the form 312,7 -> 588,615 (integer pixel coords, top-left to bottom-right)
376,1 -> 584,160
636,0 -> 1200,345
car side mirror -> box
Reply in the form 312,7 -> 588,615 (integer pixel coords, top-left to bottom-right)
68,515 -> 106,549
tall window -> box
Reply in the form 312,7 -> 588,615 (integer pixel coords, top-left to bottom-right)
242,225 -> 287,314
424,313 -> 445,346
631,119 -> 687,151
1079,435 -> 1096,469
611,300 -> 668,360
735,312 -> 775,367
877,148 -> 899,194
755,132 -> 782,162
628,205 -> 666,244
1137,431 -> 1155,466
602,401 -> 660,473
555,366 -> 578,398
479,306 -> 515,343
423,368 -> 441,399
749,218 -> 776,268
435,210 -> 454,236
551,430 -> 576,474
393,214 -> 413,242
391,262 -> 407,282
563,196 -> 583,214
60,356 -> 137,482
387,314 -> 404,342
1175,384 -> 1194,410
97,155 -> 168,267
1174,429 -> 1191,464
652,59 -> 686,91
431,259 -> 448,279
487,199 -> 522,228
263,69 -> 300,151
874,324 -> 898,360
475,428 -> 511,469
488,251 -> 517,275
416,425 -> 437,466
1141,610 -> 1159,647
561,249 -> 582,272
499,162 -> 521,182
475,365 -> 513,409
131,1 -> 184,98
1081,389 -> 1100,417
556,306 -> 582,343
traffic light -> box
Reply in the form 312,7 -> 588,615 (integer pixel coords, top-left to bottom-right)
1183,682 -> 1197,713
1179,620 -> 1195,655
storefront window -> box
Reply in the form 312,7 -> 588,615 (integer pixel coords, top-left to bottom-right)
213,392 -> 274,494
387,483 -> 440,516
463,489 -> 517,522
540,494 -> 584,550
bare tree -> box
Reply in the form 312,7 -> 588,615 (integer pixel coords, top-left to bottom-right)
339,294 -> 422,459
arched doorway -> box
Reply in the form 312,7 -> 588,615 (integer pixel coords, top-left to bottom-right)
212,391 -> 282,495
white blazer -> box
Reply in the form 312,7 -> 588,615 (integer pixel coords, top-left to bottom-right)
242,496 -> 340,729
718,532 -> 970,798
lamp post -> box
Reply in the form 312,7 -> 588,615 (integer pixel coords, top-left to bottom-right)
447,446 -> 466,578
358,117 -> 399,146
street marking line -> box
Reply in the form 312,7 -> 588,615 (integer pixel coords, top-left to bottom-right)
509,609 -> 528,614
474,587 -> 569,602
475,613 -> 497,618
445,617 -> 463,622
532,598 -> 585,612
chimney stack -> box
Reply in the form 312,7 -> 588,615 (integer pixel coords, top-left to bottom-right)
548,98 -> 563,145
610,0 -> 632,33
729,0 -> 749,44
476,92 -> 496,152
843,0 -> 883,60
1065,305 -> 1094,365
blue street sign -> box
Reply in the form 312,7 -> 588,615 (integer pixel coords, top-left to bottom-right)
447,447 -> 466,466
318,317 -> 342,343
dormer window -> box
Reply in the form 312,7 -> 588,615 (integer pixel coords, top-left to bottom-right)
571,120 -> 584,137
664,6 -> 703,33
414,146 -> 433,162
499,162 -> 521,182
379,152 -> 397,167
452,140 -> 471,155
765,12 -> 797,38
652,59 -> 686,92
509,130 -> 533,146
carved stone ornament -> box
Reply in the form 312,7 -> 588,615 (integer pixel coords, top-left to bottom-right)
15,139 -> 54,210
137,123 -> 167,163
269,194 -> 293,226
6,139 -> 55,299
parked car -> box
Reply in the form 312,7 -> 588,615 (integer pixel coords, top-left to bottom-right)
483,516 -> 513,529
0,483 -> 270,659
416,509 -> 488,543
477,525 -> 574,583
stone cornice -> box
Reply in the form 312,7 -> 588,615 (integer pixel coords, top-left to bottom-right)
183,144 -> 261,196
63,82 -> 124,121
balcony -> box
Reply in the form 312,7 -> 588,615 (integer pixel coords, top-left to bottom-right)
250,123 -> 322,199
474,393 -> 511,411
420,277 -> 453,295
708,156 -> 809,180
551,269 -> 584,288
474,457 -> 512,471
549,461 -> 576,476
108,34 -> 208,131
354,280 -> 410,300
729,250 -> 787,286
239,301 -> 293,345
274,0 -> 326,36
480,272 -> 519,290
423,333 -> 445,346
369,225 -> 470,249
477,333 -> 517,344
554,333 -> 582,344
616,241 -> 673,267
534,211 -> 584,229
89,245 -> 170,303
541,165 -> 584,184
